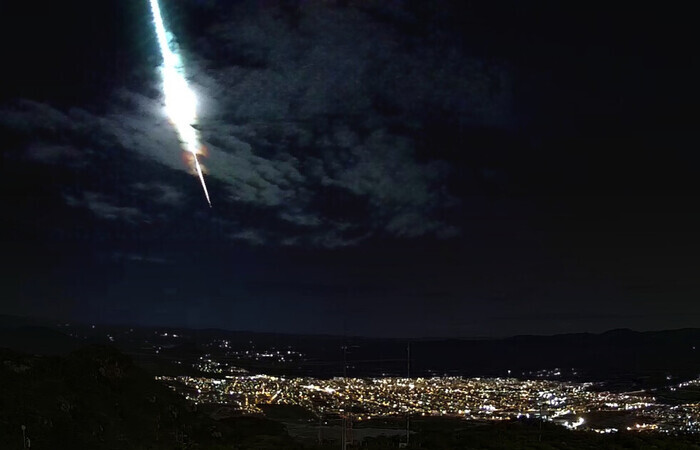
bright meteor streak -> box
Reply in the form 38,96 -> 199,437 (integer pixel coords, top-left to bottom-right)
149,0 -> 211,207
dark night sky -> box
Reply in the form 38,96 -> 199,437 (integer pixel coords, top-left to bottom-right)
0,0 -> 698,337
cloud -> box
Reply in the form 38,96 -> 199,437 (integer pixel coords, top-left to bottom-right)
279,210 -> 322,227
132,182 -> 184,206
111,252 -> 173,265
64,192 -> 149,224
25,143 -> 90,168
0,1 -> 512,248
229,229 -> 266,246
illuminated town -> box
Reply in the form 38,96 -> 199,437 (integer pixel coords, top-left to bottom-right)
156,373 -> 700,434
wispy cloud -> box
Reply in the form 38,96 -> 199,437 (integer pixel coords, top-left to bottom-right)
0,1 -> 512,248
64,192 -> 149,224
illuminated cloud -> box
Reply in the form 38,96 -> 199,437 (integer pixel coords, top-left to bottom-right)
0,1 -> 511,247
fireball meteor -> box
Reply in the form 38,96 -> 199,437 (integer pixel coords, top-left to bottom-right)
149,0 -> 211,207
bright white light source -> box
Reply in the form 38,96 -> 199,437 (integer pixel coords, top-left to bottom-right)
149,0 -> 211,206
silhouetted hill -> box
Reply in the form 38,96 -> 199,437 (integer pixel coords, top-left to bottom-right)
0,346 -> 296,449
1,346 -> 699,449
0,326 -> 81,355
374,417 -> 700,450
409,328 -> 700,385
198,327 -> 698,385
0,314 -> 50,329
3,315 -> 698,387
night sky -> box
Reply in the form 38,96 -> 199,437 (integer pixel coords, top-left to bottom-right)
1,0 -> 697,337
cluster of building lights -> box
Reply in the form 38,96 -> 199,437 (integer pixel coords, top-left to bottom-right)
155,374 -> 700,433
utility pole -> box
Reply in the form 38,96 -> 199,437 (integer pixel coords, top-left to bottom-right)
406,342 -> 410,447
341,344 -> 353,449
342,344 -> 346,450
317,408 -> 324,445
538,403 -> 543,442
342,321 -> 347,450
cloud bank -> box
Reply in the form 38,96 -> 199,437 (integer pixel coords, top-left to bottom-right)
0,1 -> 511,248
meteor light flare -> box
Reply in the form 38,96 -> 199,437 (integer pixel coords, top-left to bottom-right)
148,0 -> 211,207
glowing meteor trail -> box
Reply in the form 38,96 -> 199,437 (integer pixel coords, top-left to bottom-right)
149,0 -> 211,206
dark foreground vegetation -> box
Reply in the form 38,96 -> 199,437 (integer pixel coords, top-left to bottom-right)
0,346 -> 293,449
1,346 -> 699,449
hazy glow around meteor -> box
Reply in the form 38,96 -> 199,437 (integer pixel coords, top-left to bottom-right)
149,0 -> 211,206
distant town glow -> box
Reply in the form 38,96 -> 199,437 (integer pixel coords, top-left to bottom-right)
157,373 -> 700,434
